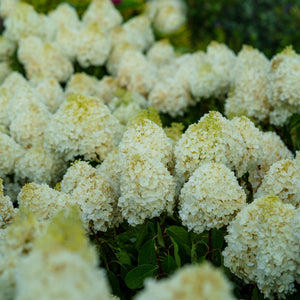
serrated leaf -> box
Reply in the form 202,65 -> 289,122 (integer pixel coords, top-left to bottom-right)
161,255 -> 177,274
138,239 -> 157,266
125,264 -> 157,289
107,270 -> 121,297
136,223 -> 148,250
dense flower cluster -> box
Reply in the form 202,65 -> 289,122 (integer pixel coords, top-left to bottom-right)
135,263 -> 235,300
223,195 -> 300,299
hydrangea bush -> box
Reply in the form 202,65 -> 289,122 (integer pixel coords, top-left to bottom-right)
0,0 -> 299,299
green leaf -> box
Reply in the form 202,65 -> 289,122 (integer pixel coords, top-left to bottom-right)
116,249 -> 132,266
170,237 -> 181,267
166,225 -> 190,254
161,255 -> 177,274
136,223 -> 148,250
125,264 -> 157,289
107,270 -> 122,297
138,239 -> 157,266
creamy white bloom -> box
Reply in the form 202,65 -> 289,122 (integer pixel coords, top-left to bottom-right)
97,76 -> 120,104
147,39 -> 176,66
3,2 -> 55,42
18,183 -> 72,221
149,77 -> 192,117
65,73 -> 104,101
14,208 -> 111,300
29,77 -> 65,113
44,94 -> 123,162
146,0 -> 187,35
14,142 -> 67,185
135,263 -> 235,300
118,155 -> 175,226
248,131 -> 293,192
8,87 -> 51,148
179,162 -> 246,233
110,15 -> 154,52
255,156 -> 300,208
223,195 -> 300,299
230,116 -> 263,175
206,41 -> 236,96
82,0 -> 122,31
0,0 -> 19,18
106,43 -> 138,76
175,111 -> 246,183
0,178 -> 15,227
117,51 -> 157,97
268,46 -> 300,125
77,23 -> 111,67
61,161 -> 121,231
225,45 -> 272,122
119,117 -> 173,167
18,36 -> 73,82
0,212 -> 47,300
0,132 -> 24,177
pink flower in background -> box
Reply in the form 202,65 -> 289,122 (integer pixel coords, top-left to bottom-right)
111,0 -> 122,5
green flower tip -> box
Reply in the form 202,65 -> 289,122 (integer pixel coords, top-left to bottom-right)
128,106 -> 162,127
164,122 -> 184,142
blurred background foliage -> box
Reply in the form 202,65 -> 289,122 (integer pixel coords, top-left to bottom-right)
22,0 -> 300,57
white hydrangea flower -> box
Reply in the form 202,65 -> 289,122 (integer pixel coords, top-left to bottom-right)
179,162 -> 246,233
135,263 -> 235,300
119,117 -> 173,167
147,39 -> 176,66
60,161 -> 121,231
175,111 -> 246,183
248,131 -> 293,192
14,142 -> 67,185
118,155 -> 175,226
146,0 -> 187,35
108,89 -> 147,125
223,195 -> 300,299
48,2 -> 81,31
82,0 -> 122,31
0,178 -> 16,227
8,87 -> 51,148
230,116 -> 263,175
268,46 -> 300,125
3,2 -> 55,42
255,156 -> 300,208
97,76 -> 120,104
44,94 -> 123,162
206,41 -> 236,96
225,45 -> 272,122
117,51 -> 157,97
106,43 -> 138,77
18,36 -> 73,82
96,148 -> 121,197
110,15 -> 154,52
77,23 -> 111,68
149,78 -> 192,117
0,212 -> 47,299
29,77 -> 65,113
1,176 -> 22,203
0,132 -> 24,177
0,0 -> 19,18
0,36 -> 15,61
14,208 -> 111,300
17,183 -> 72,221
65,73 -> 104,101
